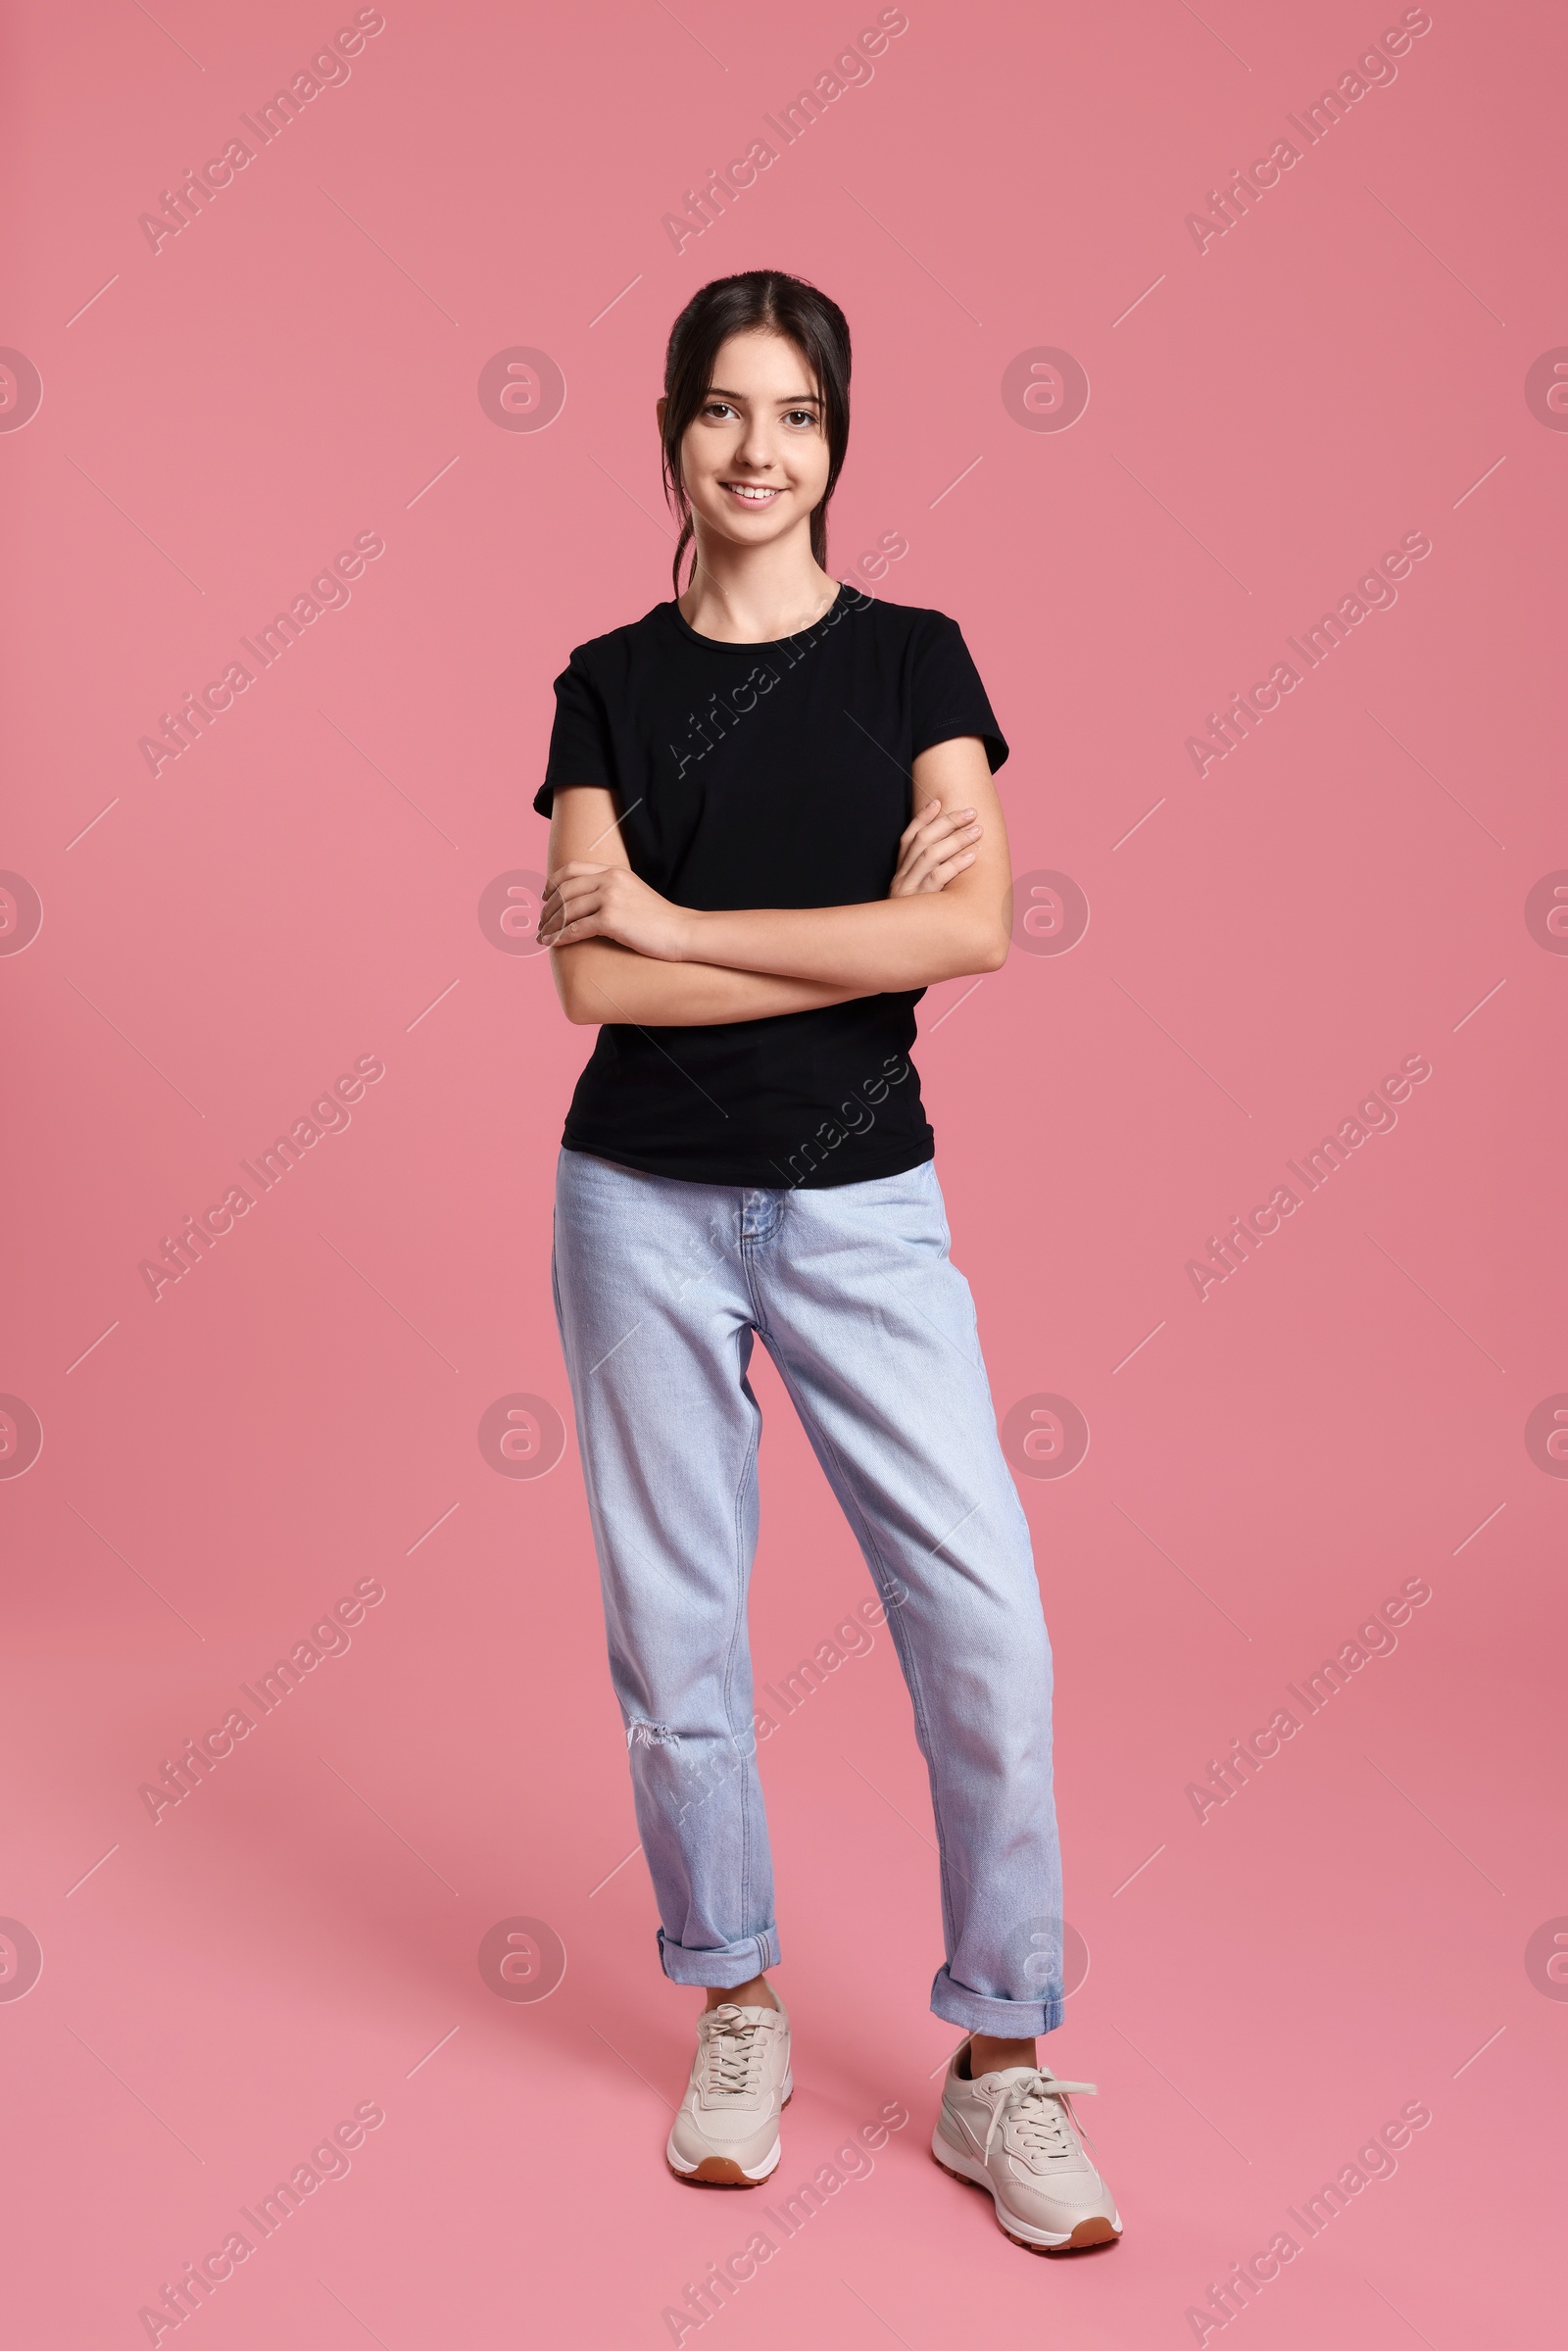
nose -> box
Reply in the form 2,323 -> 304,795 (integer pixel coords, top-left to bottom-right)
732,416 -> 776,472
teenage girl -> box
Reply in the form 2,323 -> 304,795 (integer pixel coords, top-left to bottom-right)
536,269 -> 1120,2255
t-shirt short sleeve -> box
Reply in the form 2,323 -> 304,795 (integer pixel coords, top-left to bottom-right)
534,652 -> 617,817
909,612 -> 1009,773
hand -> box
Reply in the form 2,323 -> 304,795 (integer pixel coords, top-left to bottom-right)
889,799 -> 983,897
537,861 -> 696,961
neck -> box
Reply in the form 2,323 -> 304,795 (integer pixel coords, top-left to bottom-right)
678,525 -> 837,644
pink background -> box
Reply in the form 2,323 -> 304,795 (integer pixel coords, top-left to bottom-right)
3,1 -> 1562,2342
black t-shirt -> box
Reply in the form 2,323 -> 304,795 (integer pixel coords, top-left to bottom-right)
533,583 -> 1007,1189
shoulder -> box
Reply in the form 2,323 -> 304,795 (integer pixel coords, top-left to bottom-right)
554,604 -> 675,690
845,595 -> 988,680
844,590 -> 969,648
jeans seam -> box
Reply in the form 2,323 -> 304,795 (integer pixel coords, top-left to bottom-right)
549,1210 -> 564,1344
755,1329 -> 963,1956
737,1221 -> 773,1342
723,1321 -> 762,1954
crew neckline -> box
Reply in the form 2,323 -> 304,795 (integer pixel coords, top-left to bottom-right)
662,580 -> 854,654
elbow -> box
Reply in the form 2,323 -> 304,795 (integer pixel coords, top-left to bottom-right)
551,949 -> 601,1025
923,911 -> 1009,985
967,922 -> 1010,976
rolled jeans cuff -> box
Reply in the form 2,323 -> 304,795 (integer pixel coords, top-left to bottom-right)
930,1965 -> 1062,2039
657,1925 -> 782,1987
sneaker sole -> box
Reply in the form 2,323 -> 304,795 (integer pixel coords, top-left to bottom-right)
665,2083 -> 793,2188
931,2128 -> 1122,2253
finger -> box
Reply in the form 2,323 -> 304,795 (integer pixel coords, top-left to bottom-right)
542,909 -> 601,944
898,797 -> 943,845
900,822 -> 982,886
902,800 -> 964,841
905,806 -> 977,855
538,880 -> 603,937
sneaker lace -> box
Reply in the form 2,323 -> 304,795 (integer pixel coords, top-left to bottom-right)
982,2070 -> 1100,2167
700,2004 -> 768,2099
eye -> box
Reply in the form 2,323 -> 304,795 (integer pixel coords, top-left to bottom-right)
783,408 -> 818,428
702,400 -> 738,420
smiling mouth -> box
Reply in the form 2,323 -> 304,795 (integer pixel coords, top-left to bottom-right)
720,482 -> 781,504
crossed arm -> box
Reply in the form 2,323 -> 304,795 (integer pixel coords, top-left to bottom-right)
540,734 -> 1013,1027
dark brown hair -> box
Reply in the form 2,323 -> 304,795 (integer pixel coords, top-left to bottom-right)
660,270 -> 852,595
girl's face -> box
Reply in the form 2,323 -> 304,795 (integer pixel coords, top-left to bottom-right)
674,329 -> 830,556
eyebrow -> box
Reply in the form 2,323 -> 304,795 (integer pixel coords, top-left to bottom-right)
705,387 -> 821,405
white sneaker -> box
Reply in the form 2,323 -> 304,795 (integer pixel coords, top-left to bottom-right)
665,2000 -> 793,2186
932,2040 -> 1122,2252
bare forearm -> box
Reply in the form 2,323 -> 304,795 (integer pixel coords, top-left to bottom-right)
553,940 -> 866,1027
679,894 -> 1007,991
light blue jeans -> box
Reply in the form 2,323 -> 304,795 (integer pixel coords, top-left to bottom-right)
551,1147 -> 1065,2035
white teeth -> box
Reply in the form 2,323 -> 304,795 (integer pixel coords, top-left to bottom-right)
725,484 -> 777,500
